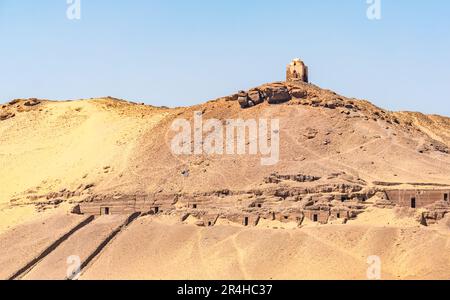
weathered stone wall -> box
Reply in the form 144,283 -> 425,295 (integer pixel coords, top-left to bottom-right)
385,189 -> 450,208
74,183 -> 449,227
78,194 -> 175,216
303,210 -> 330,224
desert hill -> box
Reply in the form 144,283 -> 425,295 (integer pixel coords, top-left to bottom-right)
1,75 -> 450,279
0,97 -> 169,230
1,81 -> 449,211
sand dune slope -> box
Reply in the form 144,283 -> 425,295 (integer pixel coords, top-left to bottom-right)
0,99 -> 168,205
80,216 -> 450,280
0,212 -> 85,279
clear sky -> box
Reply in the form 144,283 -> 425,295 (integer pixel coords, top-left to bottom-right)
1,0 -> 449,115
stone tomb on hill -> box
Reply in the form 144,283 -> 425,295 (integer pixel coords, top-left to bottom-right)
286,58 -> 309,83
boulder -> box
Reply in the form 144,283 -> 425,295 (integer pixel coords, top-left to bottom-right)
237,91 -> 249,108
265,86 -> 291,104
248,90 -> 263,104
8,99 -> 21,105
238,97 -> 248,108
237,90 -> 247,97
0,112 -> 15,121
24,99 -> 41,107
325,100 -> 338,109
290,88 -> 307,99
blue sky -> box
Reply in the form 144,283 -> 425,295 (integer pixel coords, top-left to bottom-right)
1,0 -> 449,115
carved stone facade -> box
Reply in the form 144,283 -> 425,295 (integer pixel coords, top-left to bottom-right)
73,186 -> 450,227
385,189 -> 450,209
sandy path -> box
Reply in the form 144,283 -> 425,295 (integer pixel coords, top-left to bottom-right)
0,212 -> 85,279
23,215 -> 128,280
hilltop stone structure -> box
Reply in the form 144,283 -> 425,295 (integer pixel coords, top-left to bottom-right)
286,58 -> 309,83
237,59 -> 313,108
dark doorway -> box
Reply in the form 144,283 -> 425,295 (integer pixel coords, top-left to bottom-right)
313,214 -> 318,222
102,207 -> 110,215
411,198 -> 416,209
337,213 -> 341,219
208,222 -> 212,227
445,194 -> 449,202
193,204 -> 197,209
244,217 -> 249,226
154,207 -> 159,214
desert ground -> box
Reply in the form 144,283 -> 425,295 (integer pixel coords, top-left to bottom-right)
0,211 -> 449,280
1,79 -> 449,280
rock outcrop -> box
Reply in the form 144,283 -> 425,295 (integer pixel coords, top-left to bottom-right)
0,98 -> 43,122
234,80 -> 353,110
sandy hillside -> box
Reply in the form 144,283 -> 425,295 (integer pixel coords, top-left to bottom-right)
1,212 -> 448,280
2,84 -> 450,212
80,215 -> 450,280
0,80 -> 449,279
0,98 -> 168,231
